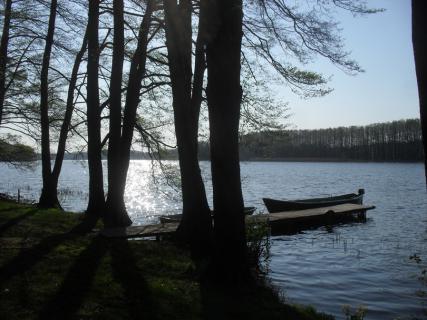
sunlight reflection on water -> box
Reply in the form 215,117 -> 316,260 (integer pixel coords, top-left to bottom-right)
123,160 -> 182,224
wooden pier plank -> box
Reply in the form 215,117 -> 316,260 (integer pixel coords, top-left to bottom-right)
101,222 -> 179,239
100,203 -> 375,239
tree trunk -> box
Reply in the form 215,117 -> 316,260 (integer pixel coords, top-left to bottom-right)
412,0 -> 427,186
105,0 -> 130,227
38,0 -> 59,208
163,0 -> 213,259
50,29 -> 89,201
206,0 -> 249,281
104,0 -> 154,227
86,0 -> 105,215
0,0 -> 12,126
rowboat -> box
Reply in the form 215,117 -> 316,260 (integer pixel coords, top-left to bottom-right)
263,189 -> 364,213
159,206 -> 257,224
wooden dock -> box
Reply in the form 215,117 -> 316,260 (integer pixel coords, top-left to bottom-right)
247,203 -> 375,235
100,203 -> 375,239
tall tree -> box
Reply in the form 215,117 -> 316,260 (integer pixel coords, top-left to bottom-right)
38,0 -> 59,208
49,30 -> 88,206
39,0 -> 87,207
104,0 -> 154,227
163,0 -> 213,259
0,0 -> 58,138
0,0 -> 89,208
105,0 -> 126,225
206,0 -> 248,280
412,0 -> 427,186
0,0 -> 12,126
86,0 -> 105,214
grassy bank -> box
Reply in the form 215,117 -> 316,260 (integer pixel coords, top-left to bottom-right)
0,200 -> 333,319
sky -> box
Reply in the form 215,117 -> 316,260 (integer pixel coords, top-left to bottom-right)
281,0 -> 420,130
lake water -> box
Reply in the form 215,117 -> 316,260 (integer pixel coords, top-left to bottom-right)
0,160 -> 426,319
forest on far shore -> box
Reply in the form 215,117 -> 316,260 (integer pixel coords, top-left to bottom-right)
198,119 -> 424,162
45,118 -> 423,162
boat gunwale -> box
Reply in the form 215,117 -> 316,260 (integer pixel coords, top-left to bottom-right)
263,191 -> 364,213
263,193 -> 362,205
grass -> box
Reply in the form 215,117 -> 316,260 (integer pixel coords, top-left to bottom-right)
0,200 -> 334,320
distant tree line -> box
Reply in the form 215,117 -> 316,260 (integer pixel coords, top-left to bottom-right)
200,119 -> 424,162
0,137 -> 35,162
74,117 -> 426,163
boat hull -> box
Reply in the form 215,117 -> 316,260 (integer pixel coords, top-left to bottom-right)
263,190 -> 364,213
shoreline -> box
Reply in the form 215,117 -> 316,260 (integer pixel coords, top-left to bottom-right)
239,157 -> 424,163
26,157 -> 425,163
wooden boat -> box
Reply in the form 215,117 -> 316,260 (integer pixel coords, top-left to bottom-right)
263,189 -> 364,213
159,206 -> 257,224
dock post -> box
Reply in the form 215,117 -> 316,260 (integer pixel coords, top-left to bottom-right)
357,210 -> 366,221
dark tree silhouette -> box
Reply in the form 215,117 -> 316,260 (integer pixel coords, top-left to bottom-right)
238,119 -> 423,162
49,31 -> 88,206
0,0 -> 83,143
105,0 -> 154,227
105,0 -> 127,226
412,0 -> 427,185
206,0 -> 248,281
38,0 -> 59,208
0,0 -> 12,126
36,18 -> 89,209
163,0 -> 213,259
86,0 -> 105,215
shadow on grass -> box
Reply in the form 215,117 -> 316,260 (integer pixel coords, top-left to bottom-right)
33,237 -> 155,319
0,221 -> 93,285
0,208 -> 38,236
110,239 -> 156,320
200,281 -> 332,320
37,236 -> 108,319
0,206 -> 25,213
200,282 -> 263,320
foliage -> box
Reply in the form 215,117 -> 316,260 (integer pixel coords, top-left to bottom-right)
239,63 -> 290,134
242,0 -> 381,99
342,305 -> 367,320
0,135 -> 36,162
0,0 -> 380,155
246,217 -> 271,275
0,0 -> 87,143
239,119 -> 424,161
409,254 -> 427,298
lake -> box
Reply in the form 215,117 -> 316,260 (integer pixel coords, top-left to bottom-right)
0,160 -> 426,319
